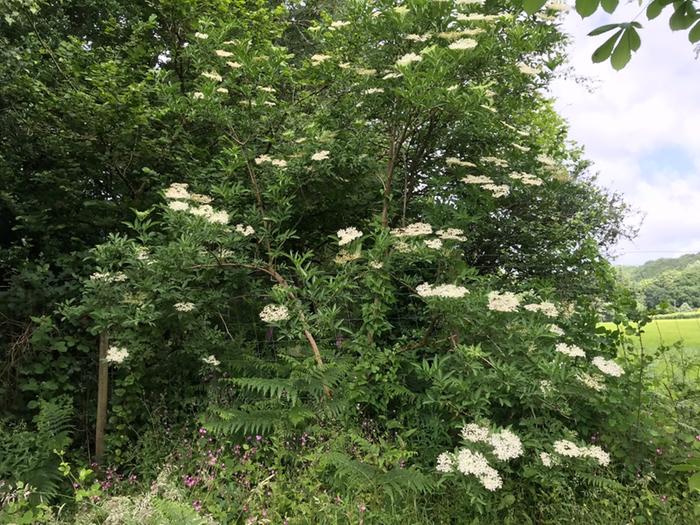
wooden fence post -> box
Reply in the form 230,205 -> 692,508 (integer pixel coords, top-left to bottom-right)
95,331 -> 109,464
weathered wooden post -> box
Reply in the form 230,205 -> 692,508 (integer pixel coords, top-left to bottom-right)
95,331 -> 109,464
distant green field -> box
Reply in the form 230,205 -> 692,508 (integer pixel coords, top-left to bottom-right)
602,318 -> 700,352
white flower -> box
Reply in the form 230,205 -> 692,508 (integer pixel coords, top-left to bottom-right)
455,449 -> 503,490
390,222 -> 432,237
456,0 -> 486,5
215,49 -> 233,57
354,67 -> 377,76
216,87 -> 229,94
175,302 -> 195,312
105,346 -> 129,364
226,61 -> 242,69
330,20 -> 350,28
481,183 -> 510,198
489,429 -> 523,461
539,380 -> 553,395
382,72 -> 403,80
396,52 -> 422,67
337,227 -> 363,246
462,175 -> 493,184
272,159 -> 288,168
201,71 -> 223,82
461,423 -> 490,443
394,5 -> 409,16
416,283 -> 469,299
311,150 -> 330,161
487,291 -> 520,312
553,440 -> 583,458
164,182 -> 190,200
405,33 -> 431,42
540,452 -> 553,467
193,91 -> 205,100
258,86 -> 276,93
456,13 -> 500,22
168,200 -> 189,211
449,38 -> 478,50
255,154 -> 272,165
436,228 -> 466,241
446,157 -> 477,168
424,238 -> 443,249
334,250 -> 361,264
194,32 -> 209,39
259,304 -> 290,323
480,156 -> 508,167
518,62 -> 540,76
577,371 -> 606,392
235,224 -> 255,236
436,452 -> 454,473
555,343 -> 586,358
190,193 -> 213,204
511,143 -> 530,153
189,204 -> 229,224
524,302 -> 558,317
549,324 -> 565,336
362,87 -> 384,95
583,445 -> 610,466
310,54 -> 332,64
202,355 -> 220,367
369,261 -> 383,269
592,356 -> 625,377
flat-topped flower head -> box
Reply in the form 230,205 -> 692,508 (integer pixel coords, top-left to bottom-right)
417,283 -> 469,299
215,49 -> 233,57
175,302 -> 195,312
461,423 -> 490,443
201,71 -> 223,82
311,150 -> 330,161
259,304 -> 289,323
390,222 -> 432,237
235,224 -> 255,236
555,343 -> 586,358
396,52 -> 422,67
164,182 -> 190,200
449,38 -> 478,50
337,227 -> 363,246
202,355 -> 220,367
592,356 -> 625,377
436,452 -> 454,473
487,291 -> 520,312
489,429 -> 523,461
106,346 -> 129,364
436,228 -> 466,241
462,175 -> 493,185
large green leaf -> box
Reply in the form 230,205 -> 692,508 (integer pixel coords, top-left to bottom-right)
610,29 -> 632,70
588,23 -> 621,36
690,21 -> 700,42
646,0 -> 666,19
576,0 -> 600,17
522,0 -> 548,15
592,30 -> 622,63
689,472 -> 700,491
601,0 -> 619,14
669,2 -> 698,30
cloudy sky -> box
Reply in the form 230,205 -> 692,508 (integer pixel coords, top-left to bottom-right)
550,4 -> 700,266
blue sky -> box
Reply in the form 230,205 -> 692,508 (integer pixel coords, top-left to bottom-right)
550,4 -> 700,266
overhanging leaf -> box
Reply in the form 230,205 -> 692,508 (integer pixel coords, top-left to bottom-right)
523,0 -> 548,15
610,29 -> 632,70
592,30 -> 622,63
646,0 -> 666,20
601,0 -> 619,14
576,0 -> 600,17
690,21 -> 700,42
588,23 -> 621,36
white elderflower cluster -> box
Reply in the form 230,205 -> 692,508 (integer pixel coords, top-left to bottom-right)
201,355 -> 220,367
524,301 -> 558,317
552,440 -> 610,466
481,183 -> 510,198
487,291 -> 520,312
555,343 -> 586,358
235,224 -> 255,236
436,452 -> 454,473
382,72 -> 403,80
330,20 -> 350,29
190,204 -> 229,225
90,271 -> 127,283
436,228 -> 466,241
390,222 -> 432,237
509,172 -> 543,186
449,38 -> 478,50
255,154 -> 287,168
201,71 -> 223,82
591,356 -> 625,377
462,175 -> 493,185
405,33 -> 431,42
105,346 -> 129,364
311,150 -> 330,161
194,32 -> 208,39
334,250 -> 361,265
310,54 -> 332,65
517,62 -> 540,76
489,429 -> 524,461
174,302 -> 195,312
540,452 -> 554,467
369,261 -> 383,269
511,143 -> 531,153
337,227 -> 363,246
190,193 -> 213,204
424,238 -> 443,250
539,379 -> 553,395
456,449 -> 502,491
461,423 -> 490,443
193,91 -> 205,100
363,87 -> 384,95
447,157 -> 477,168
416,283 -> 469,299
164,182 -> 190,200
549,324 -> 565,336
480,156 -> 508,168
259,304 -> 290,323
215,49 -> 233,57
577,371 -> 606,392
456,13 -> 501,22
396,52 -> 422,66
226,61 -> 242,69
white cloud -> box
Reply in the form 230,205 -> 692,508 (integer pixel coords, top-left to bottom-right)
550,4 -> 700,265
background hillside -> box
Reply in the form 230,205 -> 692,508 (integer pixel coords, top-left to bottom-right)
618,253 -> 700,310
